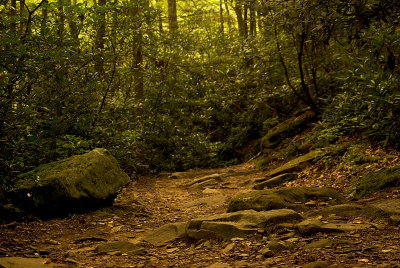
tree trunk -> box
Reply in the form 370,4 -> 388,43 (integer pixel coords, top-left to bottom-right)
57,0 -> 65,43
19,0 -> 25,34
233,2 -> 245,38
167,0 -> 178,31
219,0 -> 224,34
224,0 -> 232,37
10,0 -> 17,32
249,0 -> 256,36
131,0 -> 144,101
40,0 -> 48,35
94,0 -> 106,74
68,0 -> 79,43
111,0 -> 117,45
296,29 -> 319,112
243,3 -> 248,39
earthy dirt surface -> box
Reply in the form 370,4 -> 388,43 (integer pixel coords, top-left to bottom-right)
1,162 -> 400,268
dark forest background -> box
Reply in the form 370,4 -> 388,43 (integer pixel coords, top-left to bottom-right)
1,0 -> 400,188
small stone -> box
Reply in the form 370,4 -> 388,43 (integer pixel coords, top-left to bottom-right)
46,239 -> 61,245
65,258 -> 81,265
305,200 -> 317,206
107,251 -> 122,256
203,188 -> 221,195
389,215 -> 400,226
259,247 -> 274,257
222,243 -> 235,254
111,226 -> 123,233
286,237 -> 300,243
166,248 -> 178,253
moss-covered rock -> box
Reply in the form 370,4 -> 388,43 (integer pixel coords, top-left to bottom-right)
10,148 -> 130,214
266,150 -> 324,177
253,173 -> 298,190
186,209 -> 302,240
356,167 -> 400,197
296,218 -> 372,235
310,203 -> 390,220
143,222 -> 187,246
227,187 -> 345,213
261,110 -> 316,153
303,238 -> 351,250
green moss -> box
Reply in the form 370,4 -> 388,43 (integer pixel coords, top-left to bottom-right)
228,187 -> 345,213
356,167 -> 400,197
255,158 -> 268,169
261,110 -> 315,152
311,204 -> 389,220
266,150 -> 324,177
11,148 -> 130,213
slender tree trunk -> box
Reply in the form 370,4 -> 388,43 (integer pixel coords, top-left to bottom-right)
219,0 -> 224,34
68,0 -> 79,43
233,2 -> 245,38
131,0 -> 144,101
111,0 -> 118,44
167,0 -> 178,31
224,0 -> 232,37
249,0 -> 256,36
10,0 -> 17,32
57,0 -> 65,43
243,3 -> 248,39
19,0 -> 25,35
297,29 -> 318,112
40,0 -> 48,35
94,0 -> 106,74
158,15 -> 163,33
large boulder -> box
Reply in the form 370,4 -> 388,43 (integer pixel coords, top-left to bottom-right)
10,148 -> 130,214
228,187 -> 345,213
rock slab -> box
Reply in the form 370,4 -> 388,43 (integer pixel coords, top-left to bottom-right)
186,209 -> 302,240
143,222 -> 187,246
253,173 -> 298,190
228,187 -> 345,213
266,151 -> 324,177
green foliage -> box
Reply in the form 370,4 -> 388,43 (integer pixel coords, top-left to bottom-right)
262,117 -> 279,134
1,0 -> 400,193
356,167 -> 400,197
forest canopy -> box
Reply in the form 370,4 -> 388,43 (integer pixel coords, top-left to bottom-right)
1,0 -> 400,187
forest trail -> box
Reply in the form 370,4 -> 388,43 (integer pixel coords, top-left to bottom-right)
1,162 -> 400,268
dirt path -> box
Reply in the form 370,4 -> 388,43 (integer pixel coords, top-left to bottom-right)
1,163 -> 400,267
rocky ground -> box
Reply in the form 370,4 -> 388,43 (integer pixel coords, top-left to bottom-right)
1,156 -> 400,268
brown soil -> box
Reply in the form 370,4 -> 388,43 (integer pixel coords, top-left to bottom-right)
1,162 -> 400,268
